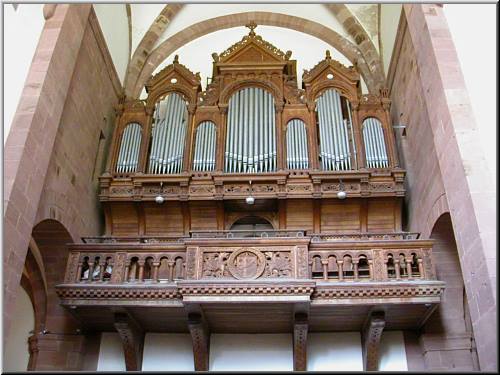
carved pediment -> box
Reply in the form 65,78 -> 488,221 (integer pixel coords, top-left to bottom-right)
146,55 -> 202,93
215,22 -> 292,64
302,50 -> 359,86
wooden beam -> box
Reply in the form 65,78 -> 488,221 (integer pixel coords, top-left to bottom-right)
187,312 -> 210,371
362,311 -> 386,371
293,312 -> 308,371
113,312 -> 144,371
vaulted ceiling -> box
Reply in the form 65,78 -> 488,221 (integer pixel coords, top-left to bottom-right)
93,4 -> 401,99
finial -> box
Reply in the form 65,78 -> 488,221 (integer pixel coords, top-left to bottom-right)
212,52 -> 219,62
285,50 -> 292,60
173,55 -> 179,64
325,50 -> 331,60
245,21 -> 258,36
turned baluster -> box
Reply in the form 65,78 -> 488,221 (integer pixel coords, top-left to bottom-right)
152,262 -> 160,282
417,258 -> 425,279
337,260 -> 344,281
138,260 -> 145,282
321,259 -> 329,281
353,260 -> 359,281
124,264 -> 130,282
76,262 -> 83,283
87,261 -> 95,283
394,259 -> 401,280
406,259 -> 413,279
98,261 -> 105,282
168,261 -> 175,281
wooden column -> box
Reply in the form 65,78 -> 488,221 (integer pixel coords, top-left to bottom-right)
106,109 -> 123,173
181,201 -> 191,236
381,92 -> 399,168
362,311 -> 386,371
113,312 -> 144,371
351,101 -> 365,169
293,312 -> 308,371
276,103 -> 285,170
307,101 -> 319,170
216,201 -> 225,230
187,312 -> 210,371
216,105 -> 228,171
183,104 -> 196,172
313,199 -> 321,233
137,106 -> 154,173
278,200 -> 287,229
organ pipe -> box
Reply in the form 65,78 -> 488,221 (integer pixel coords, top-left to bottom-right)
286,119 -> 309,169
193,121 -> 216,171
225,87 -> 276,173
362,117 -> 389,168
316,88 -> 352,171
116,123 -> 142,173
148,93 -> 188,174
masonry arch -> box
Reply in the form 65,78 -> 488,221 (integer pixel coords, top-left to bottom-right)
129,12 -> 383,98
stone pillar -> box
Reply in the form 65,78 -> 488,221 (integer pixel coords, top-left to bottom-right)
3,3 -> 92,342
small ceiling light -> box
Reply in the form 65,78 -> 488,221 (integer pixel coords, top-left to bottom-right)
337,179 -> 347,200
155,182 -> 165,204
326,73 -> 334,80
170,78 -> 178,84
246,180 -> 255,205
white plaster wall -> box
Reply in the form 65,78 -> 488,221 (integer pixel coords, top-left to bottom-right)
142,333 -> 194,371
93,4 -> 129,84
443,4 -> 497,185
3,4 -> 45,144
379,4 -> 402,77
155,4 -> 354,49
3,286 -> 35,372
149,26 -> 367,96
307,332 -> 363,371
209,333 -> 293,371
97,332 -> 126,371
378,331 -> 408,371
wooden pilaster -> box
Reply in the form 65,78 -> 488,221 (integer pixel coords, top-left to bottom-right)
362,311 -> 386,371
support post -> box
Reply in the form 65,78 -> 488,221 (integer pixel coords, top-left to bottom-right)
362,311 -> 386,371
293,312 -> 308,371
188,312 -> 210,371
113,312 -> 144,371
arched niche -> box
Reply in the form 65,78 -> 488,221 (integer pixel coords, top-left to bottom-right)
230,216 -> 274,231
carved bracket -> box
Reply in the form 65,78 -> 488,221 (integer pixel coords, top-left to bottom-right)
113,312 -> 144,371
362,311 -> 386,371
188,312 -> 210,371
293,312 -> 308,371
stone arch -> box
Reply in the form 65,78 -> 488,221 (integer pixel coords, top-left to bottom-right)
129,12 -> 384,98
421,213 -> 479,370
124,4 -> 184,96
31,219 -> 80,334
422,193 -> 449,239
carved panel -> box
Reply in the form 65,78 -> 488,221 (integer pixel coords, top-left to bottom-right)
64,252 -> 80,283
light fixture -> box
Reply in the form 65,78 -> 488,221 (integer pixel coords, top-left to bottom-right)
326,73 -> 334,80
246,180 -> 255,205
337,179 -> 347,200
170,78 -> 178,84
155,182 -> 165,204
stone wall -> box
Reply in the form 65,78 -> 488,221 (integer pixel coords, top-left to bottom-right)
390,4 -> 497,371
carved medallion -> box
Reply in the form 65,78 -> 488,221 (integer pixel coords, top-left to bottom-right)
227,248 -> 266,280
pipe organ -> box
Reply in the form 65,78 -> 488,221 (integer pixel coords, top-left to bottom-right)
115,122 -> 142,173
362,117 -> 388,168
108,25 -> 399,178
193,121 -> 216,172
148,92 -> 188,174
286,119 -> 309,170
225,87 -> 276,173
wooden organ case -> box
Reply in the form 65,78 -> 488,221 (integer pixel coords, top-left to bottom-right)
57,24 -> 444,371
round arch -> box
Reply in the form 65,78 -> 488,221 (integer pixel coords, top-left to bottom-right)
128,12 -> 383,98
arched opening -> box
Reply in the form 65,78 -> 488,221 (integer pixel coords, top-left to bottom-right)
230,216 -> 274,231
315,88 -> 355,171
148,92 -> 189,174
422,213 -> 479,370
225,87 -> 276,173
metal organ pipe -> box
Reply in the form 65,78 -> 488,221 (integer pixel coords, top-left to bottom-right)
116,123 -> 142,173
316,88 -> 353,171
148,92 -> 188,174
224,87 -> 276,173
286,119 -> 309,170
193,121 -> 216,171
362,117 -> 388,168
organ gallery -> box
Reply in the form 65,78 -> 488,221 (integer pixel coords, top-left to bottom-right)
55,24 -> 444,371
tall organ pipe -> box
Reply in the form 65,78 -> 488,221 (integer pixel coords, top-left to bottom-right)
362,117 -> 388,168
286,119 -> 309,169
116,123 -> 142,173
